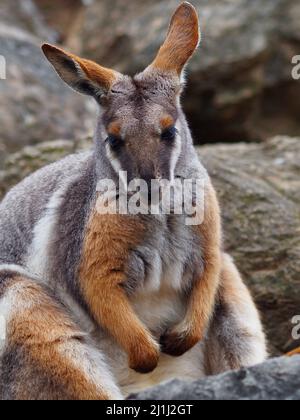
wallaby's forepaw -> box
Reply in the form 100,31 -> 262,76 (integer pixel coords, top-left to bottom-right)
129,338 -> 160,374
160,325 -> 203,357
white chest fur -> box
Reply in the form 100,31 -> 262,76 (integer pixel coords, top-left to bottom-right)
131,253 -> 187,335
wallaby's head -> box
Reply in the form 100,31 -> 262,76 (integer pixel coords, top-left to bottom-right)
42,2 -> 200,184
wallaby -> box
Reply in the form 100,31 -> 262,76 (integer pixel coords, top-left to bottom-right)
0,2 -> 267,400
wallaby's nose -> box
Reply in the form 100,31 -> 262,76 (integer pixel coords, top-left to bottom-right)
139,163 -> 156,182
139,170 -> 155,202
141,175 -> 153,199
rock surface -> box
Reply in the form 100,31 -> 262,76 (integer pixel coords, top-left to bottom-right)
200,136 -> 300,354
68,0 -> 300,143
0,6 -> 95,162
0,138 -> 92,198
0,135 -> 299,355
1,0 -> 299,156
34,0 -> 84,44
0,0 -> 55,40
129,356 -> 300,400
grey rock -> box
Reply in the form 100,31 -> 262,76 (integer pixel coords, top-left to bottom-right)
200,136 -> 300,354
129,356 -> 300,400
34,0 -> 84,44
0,23 -> 95,162
0,138 -> 92,198
0,0 -> 56,40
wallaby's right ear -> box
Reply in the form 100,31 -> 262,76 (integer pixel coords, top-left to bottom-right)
42,44 -> 120,99
149,2 -> 200,76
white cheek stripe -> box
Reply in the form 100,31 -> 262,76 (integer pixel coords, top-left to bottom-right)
170,123 -> 182,181
105,143 -> 127,188
26,184 -> 69,281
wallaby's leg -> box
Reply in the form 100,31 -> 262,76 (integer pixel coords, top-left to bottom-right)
0,270 -> 122,400
204,254 -> 267,374
161,180 -> 222,356
79,211 -> 160,374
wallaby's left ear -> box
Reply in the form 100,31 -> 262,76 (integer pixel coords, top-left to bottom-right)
42,44 -> 120,99
149,2 -> 200,76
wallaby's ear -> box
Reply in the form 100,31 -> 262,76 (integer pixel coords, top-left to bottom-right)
149,2 -> 200,76
42,44 -> 120,99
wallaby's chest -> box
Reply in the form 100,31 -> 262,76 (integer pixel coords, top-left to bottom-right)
128,214 -> 202,333
136,214 -> 200,291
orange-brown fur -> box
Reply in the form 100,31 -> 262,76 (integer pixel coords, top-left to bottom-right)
73,55 -> 117,90
151,3 -> 200,75
108,121 -> 122,137
190,182 -> 222,334
287,347 -> 300,357
160,115 -> 175,130
204,253 -> 266,374
42,44 -> 117,90
218,255 -> 254,309
7,277 -> 112,400
79,208 -> 160,374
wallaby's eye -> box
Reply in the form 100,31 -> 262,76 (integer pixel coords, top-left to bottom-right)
161,126 -> 177,142
106,135 -> 123,152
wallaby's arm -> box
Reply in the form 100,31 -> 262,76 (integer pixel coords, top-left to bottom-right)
79,208 -> 159,374
161,180 -> 222,356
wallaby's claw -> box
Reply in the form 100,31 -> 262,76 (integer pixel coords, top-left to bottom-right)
287,347 -> 300,357
160,328 -> 202,357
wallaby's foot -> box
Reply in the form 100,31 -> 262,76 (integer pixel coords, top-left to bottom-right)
160,324 -> 203,357
287,347 -> 300,357
129,336 -> 160,374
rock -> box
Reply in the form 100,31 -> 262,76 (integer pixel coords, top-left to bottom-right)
200,136 -> 300,354
129,356 -> 300,400
34,0 -> 84,44
0,135 -> 299,355
70,0 -> 300,143
0,0 -> 56,40
0,138 -> 92,199
0,23 -> 95,162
